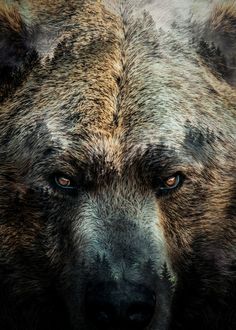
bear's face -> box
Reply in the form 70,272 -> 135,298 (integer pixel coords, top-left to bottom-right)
0,1 -> 235,330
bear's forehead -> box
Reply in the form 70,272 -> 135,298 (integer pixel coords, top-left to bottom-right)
4,0 -> 232,174
15,43 -> 216,175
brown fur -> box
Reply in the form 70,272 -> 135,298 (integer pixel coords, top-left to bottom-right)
0,3 -> 25,33
210,1 -> 236,33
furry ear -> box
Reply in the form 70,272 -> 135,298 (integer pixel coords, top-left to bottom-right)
199,1 -> 236,86
0,3 -> 38,98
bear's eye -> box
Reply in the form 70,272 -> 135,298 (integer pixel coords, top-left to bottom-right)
54,174 -> 76,190
160,174 -> 182,191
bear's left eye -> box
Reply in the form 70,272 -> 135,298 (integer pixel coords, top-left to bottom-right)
54,174 -> 77,190
160,174 -> 182,191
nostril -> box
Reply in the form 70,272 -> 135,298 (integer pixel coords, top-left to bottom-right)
88,304 -> 115,327
127,303 -> 154,328
96,310 -> 110,324
127,302 -> 156,328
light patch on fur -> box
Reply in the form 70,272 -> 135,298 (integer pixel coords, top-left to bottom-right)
45,116 -> 71,150
103,0 -> 215,31
139,0 -> 213,28
36,30 -> 72,64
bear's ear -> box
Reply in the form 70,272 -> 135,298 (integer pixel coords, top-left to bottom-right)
199,2 -> 236,86
0,3 -> 38,93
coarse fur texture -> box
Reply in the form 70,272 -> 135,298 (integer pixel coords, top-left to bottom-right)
0,0 -> 235,330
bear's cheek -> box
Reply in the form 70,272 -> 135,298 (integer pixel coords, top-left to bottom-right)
155,188 -> 207,271
0,178 -> 47,253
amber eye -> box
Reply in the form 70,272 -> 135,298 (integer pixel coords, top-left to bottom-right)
54,175 -> 75,189
161,174 -> 181,191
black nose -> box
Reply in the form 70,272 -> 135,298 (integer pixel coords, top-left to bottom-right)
85,281 -> 156,329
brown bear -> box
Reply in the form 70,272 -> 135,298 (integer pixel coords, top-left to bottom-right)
0,0 -> 235,329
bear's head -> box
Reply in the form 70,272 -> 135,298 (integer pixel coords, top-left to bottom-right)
0,1 -> 235,330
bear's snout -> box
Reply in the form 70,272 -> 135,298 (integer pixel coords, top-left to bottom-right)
85,281 -> 156,329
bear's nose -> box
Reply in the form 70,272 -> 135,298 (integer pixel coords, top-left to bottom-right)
85,281 -> 156,329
